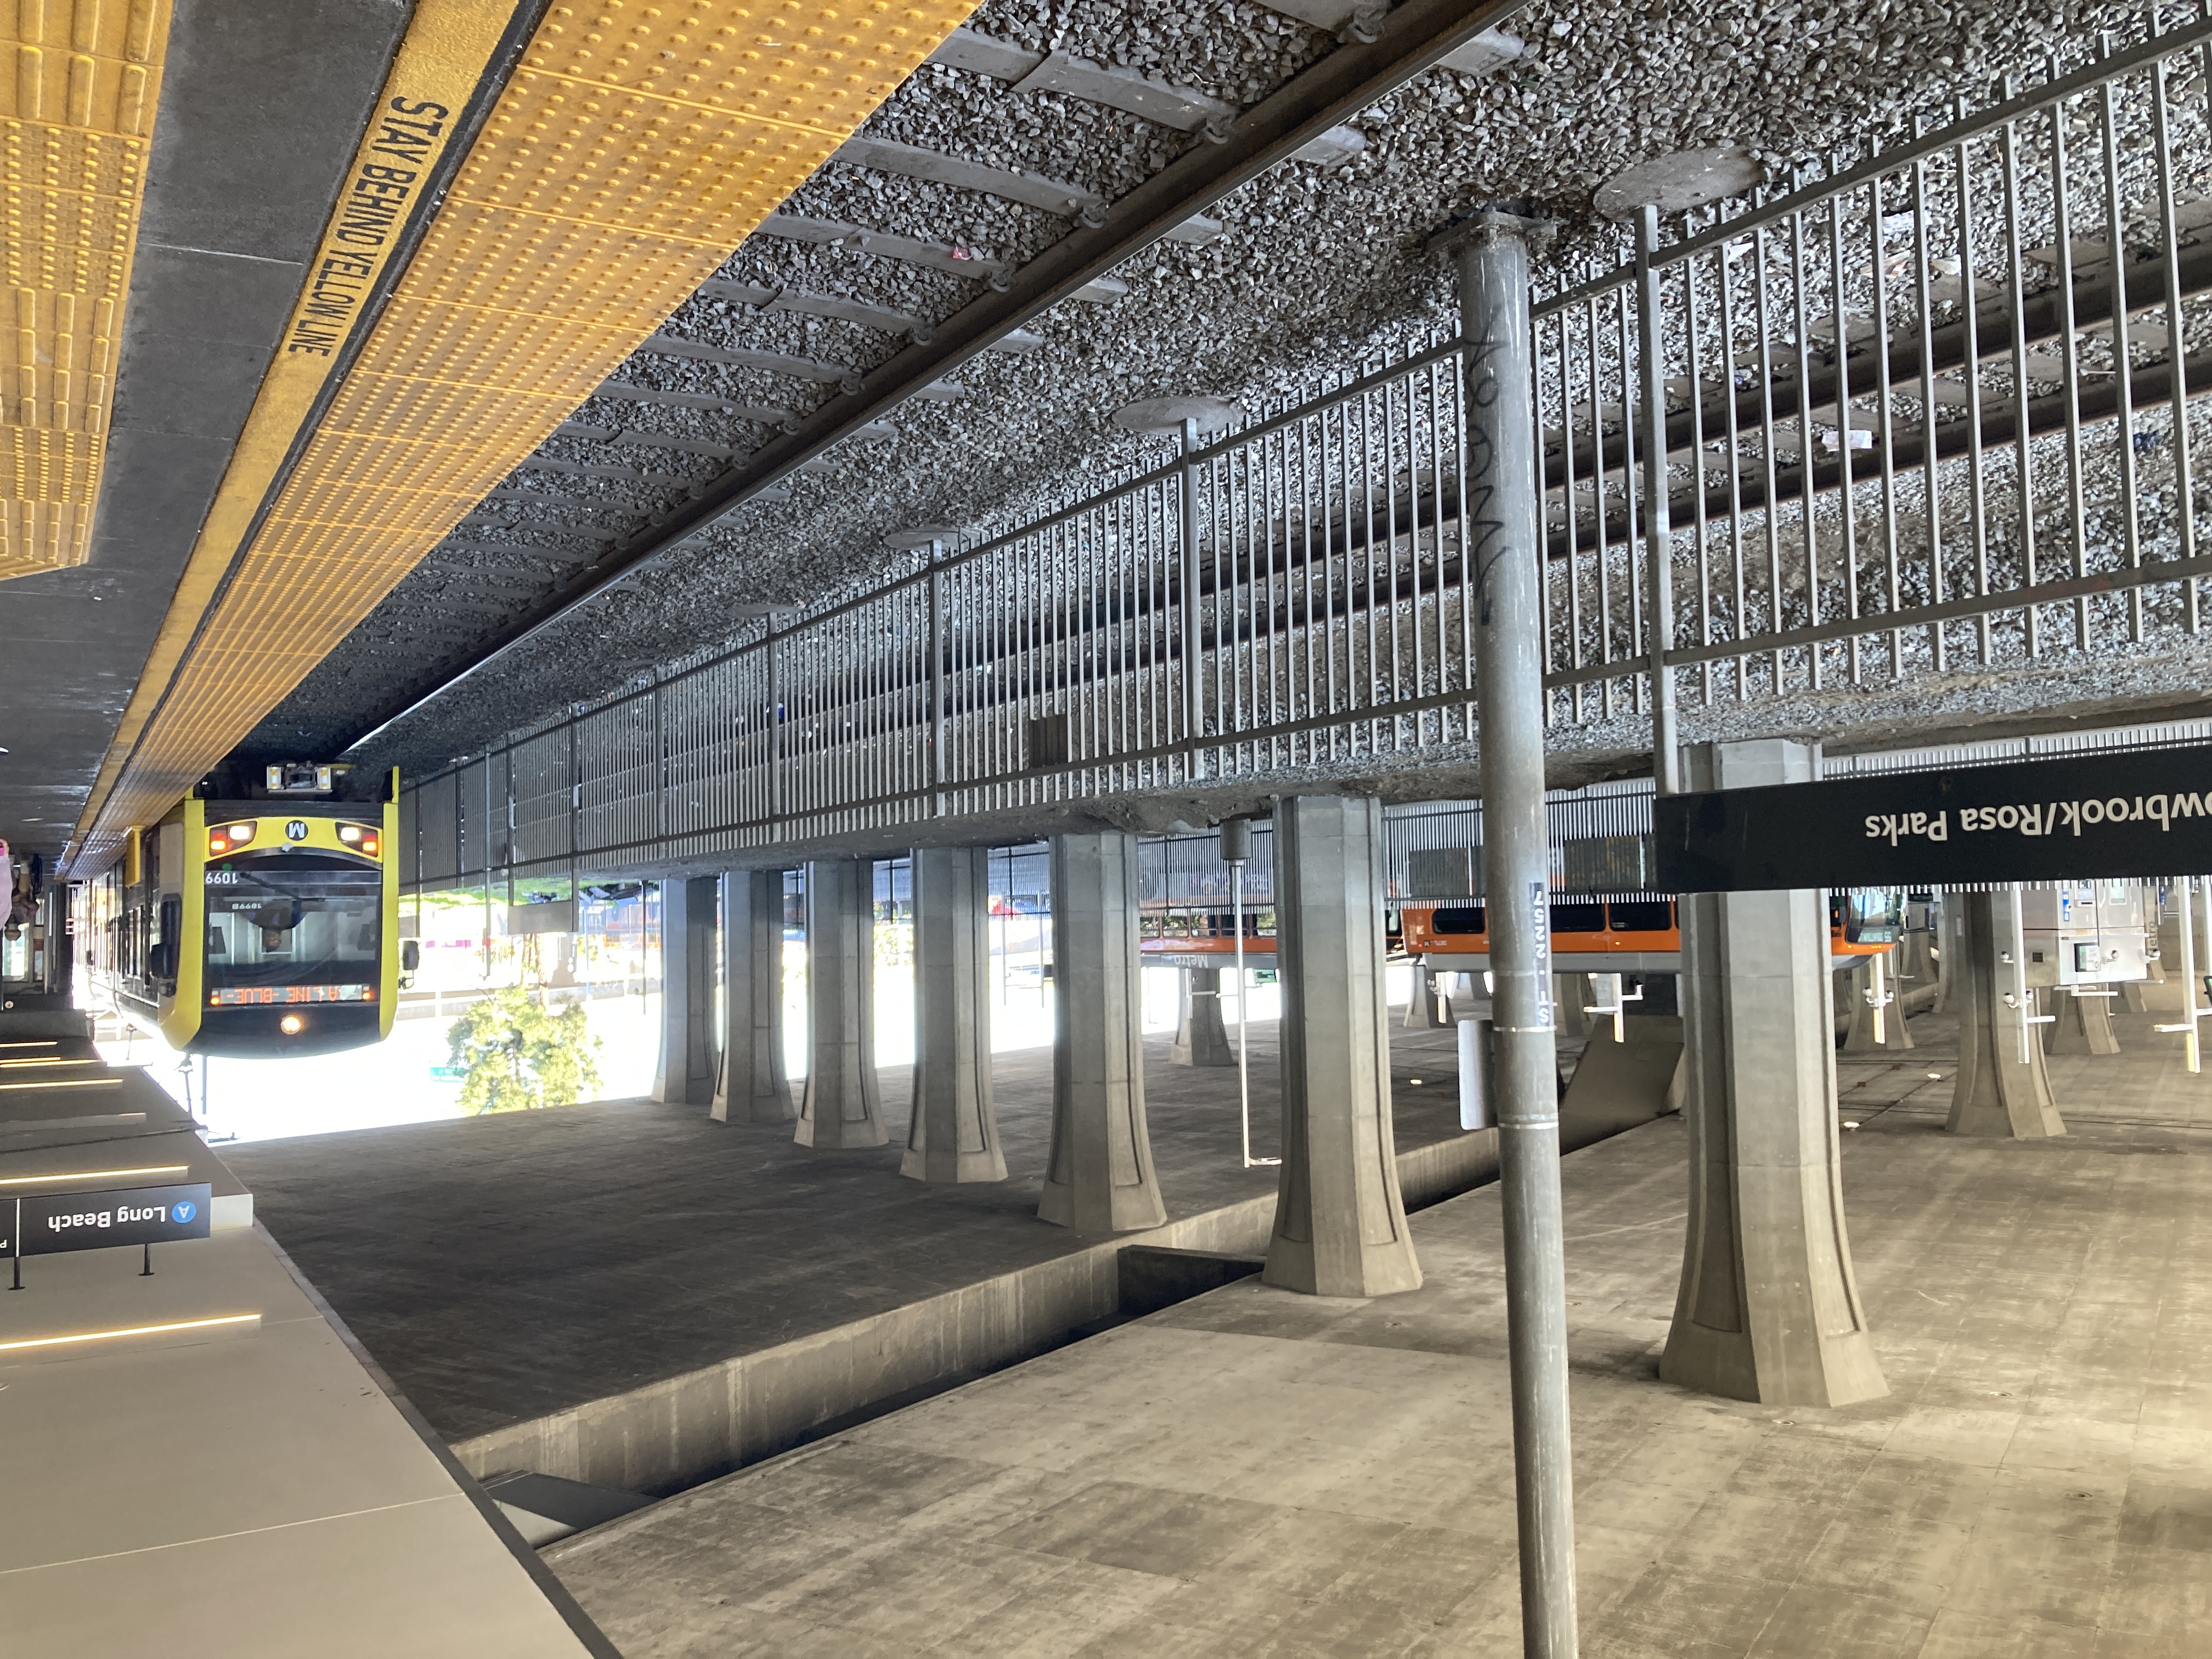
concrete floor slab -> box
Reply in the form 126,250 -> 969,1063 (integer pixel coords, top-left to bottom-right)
224,1024 -> 1475,1444
0,1036 -> 602,1655
546,1005 -> 2212,1656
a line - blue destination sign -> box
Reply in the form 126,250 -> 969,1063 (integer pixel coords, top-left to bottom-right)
5,1183 -> 212,1258
1654,748 -> 2212,893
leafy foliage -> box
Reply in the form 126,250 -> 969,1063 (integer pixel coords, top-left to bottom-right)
448,985 -> 601,1114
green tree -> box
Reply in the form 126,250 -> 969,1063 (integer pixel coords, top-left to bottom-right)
448,985 -> 602,1114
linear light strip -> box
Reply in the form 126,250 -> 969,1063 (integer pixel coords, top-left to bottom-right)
0,1078 -> 122,1091
0,1164 -> 189,1187
0,1314 -> 259,1355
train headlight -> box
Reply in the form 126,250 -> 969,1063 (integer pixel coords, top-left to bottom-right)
210,822 -> 256,854
338,825 -> 362,843
279,1014 -> 305,1036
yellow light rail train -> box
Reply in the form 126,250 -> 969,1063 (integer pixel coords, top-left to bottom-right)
77,764 -> 410,1058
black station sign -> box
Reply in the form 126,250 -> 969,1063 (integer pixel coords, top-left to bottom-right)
1654,748 -> 2212,893
7,1183 -> 213,1259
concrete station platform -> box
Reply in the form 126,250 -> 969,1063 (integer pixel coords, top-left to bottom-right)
544,1005 -> 2210,1657
225,1019 -> 1522,1483
0,999 -> 601,1657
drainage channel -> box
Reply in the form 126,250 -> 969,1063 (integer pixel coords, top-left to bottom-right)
469,1050 -> 1686,1545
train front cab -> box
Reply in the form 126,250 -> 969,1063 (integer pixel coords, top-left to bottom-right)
84,786 -> 403,1058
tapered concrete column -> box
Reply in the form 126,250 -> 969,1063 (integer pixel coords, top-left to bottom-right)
1265,794 -> 1421,1297
1402,961 -> 1452,1029
1169,967 -> 1234,1066
1933,895 -> 1963,1015
903,847 -> 1005,1182
2046,987 -> 2121,1054
1842,952 -> 1915,1051
1039,832 -> 1165,1231
653,877 -> 718,1105
713,870 -> 791,1123
1662,739 -> 1887,1408
2127,892 -> 2164,1011
1949,890 -> 2066,1137
1896,905 -> 1936,987
1553,974 -> 1591,1039
796,859 -> 887,1148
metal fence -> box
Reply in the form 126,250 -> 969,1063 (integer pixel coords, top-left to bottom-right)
1541,2 -> 2212,730
398,1 -> 2212,893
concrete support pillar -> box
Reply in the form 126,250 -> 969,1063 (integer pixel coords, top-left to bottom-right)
653,877 -> 718,1105
1949,891 -> 2066,1138
1170,967 -> 1235,1066
1841,952 -> 1915,1051
1264,794 -> 1422,1298
1401,961 -> 1452,1029
795,859 -> 887,1149
2046,988 -> 2122,1055
713,870 -> 791,1123
1039,833 -> 1165,1232
1897,906 -> 1936,987
1662,739 -> 1887,1408
902,847 -> 1005,1182
1553,974 -> 1591,1040
1931,897 -> 1958,1015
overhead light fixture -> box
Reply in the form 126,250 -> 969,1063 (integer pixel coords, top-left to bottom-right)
1594,146 -> 1764,220
1111,395 -> 1239,437
1438,27 -> 1524,76
1291,126 -> 1367,168
884,525 -> 957,551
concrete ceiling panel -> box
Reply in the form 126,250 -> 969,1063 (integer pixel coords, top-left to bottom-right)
0,0 -> 410,868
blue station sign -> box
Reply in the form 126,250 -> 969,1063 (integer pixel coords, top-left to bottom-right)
6,1183 -> 214,1259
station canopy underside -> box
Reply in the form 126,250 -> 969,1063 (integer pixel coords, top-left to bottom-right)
4,0 -> 2205,878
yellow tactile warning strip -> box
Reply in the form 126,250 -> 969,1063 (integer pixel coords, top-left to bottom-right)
69,0 -> 977,871
0,0 -> 170,583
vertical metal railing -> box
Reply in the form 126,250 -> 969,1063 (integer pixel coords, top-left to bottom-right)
394,2 -> 2212,887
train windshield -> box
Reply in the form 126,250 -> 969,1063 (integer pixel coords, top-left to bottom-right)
1839,890 -> 1905,945
204,854 -> 382,996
